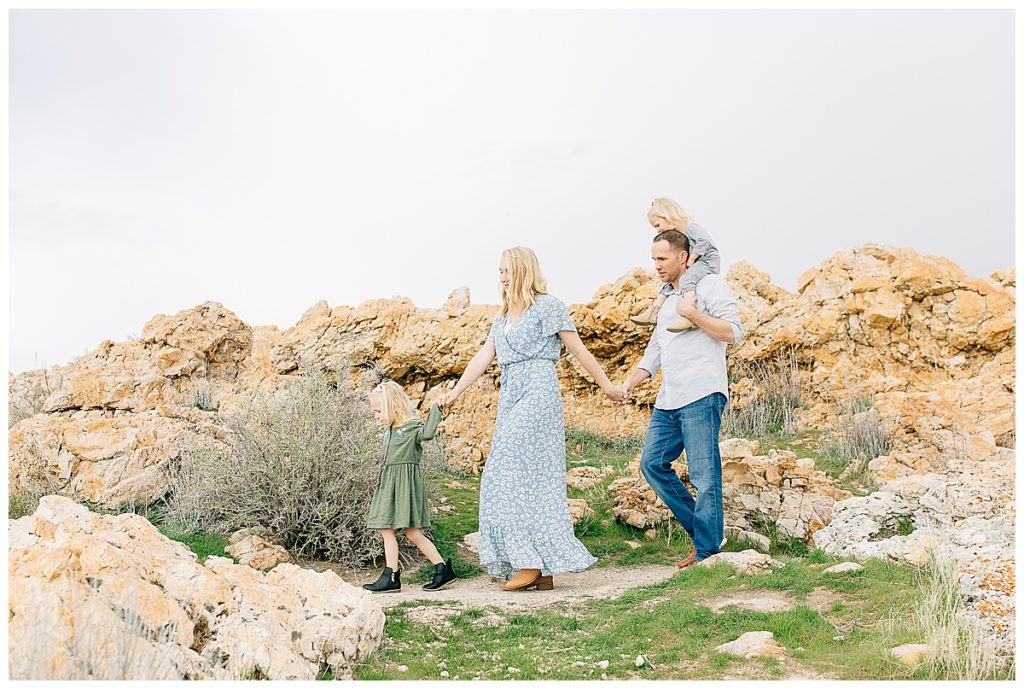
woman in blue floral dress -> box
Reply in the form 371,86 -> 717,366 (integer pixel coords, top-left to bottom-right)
438,247 -> 625,591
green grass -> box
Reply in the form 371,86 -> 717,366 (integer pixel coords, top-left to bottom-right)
8,491 -> 41,520
157,526 -> 232,564
565,427 -> 645,459
354,555 -> 955,680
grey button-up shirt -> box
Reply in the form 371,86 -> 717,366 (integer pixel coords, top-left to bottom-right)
638,274 -> 743,410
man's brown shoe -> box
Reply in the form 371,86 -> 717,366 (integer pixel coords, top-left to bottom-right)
675,546 -> 698,569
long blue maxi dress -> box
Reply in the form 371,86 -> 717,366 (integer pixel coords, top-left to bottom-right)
477,294 -> 598,579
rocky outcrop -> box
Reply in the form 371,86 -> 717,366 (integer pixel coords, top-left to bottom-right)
8,407 -> 229,507
8,496 -> 385,680
607,441 -> 850,541
812,450 -> 1015,656
41,302 -> 254,415
225,530 -> 292,571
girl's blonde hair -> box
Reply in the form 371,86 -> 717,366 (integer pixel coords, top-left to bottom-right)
500,246 -> 548,316
649,197 -> 693,230
370,380 -> 415,427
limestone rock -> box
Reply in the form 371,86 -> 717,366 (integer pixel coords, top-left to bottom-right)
9,408 -> 229,508
714,631 -> 787,658
812,458 -> 1015,656
8,496 -> 385,680
461,532 -> 479,554
10,246 -> 1014,480
225,534 -> 292,570
719,437 -> 761,461
724,527 -> 771,552
697,550 -> 784,576
567,465 -> 615,490
608,446 -> 849,541
42,302 -> 254,415
567,498 -> 595,525
889,643 -> 930,667
823,562 -> 863,574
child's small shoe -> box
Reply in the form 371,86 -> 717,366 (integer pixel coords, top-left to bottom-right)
362,566 -> 402,593
666,317 -> 695,333
422,558 -> 457,591
629,302 -> 660,326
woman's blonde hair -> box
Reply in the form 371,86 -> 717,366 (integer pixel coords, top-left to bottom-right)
500,246 -> 548,316
649,197 -> 693,230
369,380 -> 415,427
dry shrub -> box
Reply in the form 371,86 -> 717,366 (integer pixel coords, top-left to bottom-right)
165,367 -> 445,566
821,398 -> 891,491
723,348 -> 803,438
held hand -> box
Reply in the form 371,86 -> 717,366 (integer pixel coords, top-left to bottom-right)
621,381 -> 635,403
675,291 -> 698,318
601,383 -> 624,404
436,390 -> 459,414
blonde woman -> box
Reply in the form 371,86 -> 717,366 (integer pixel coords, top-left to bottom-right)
363,381 -> 456,593
630,197 -> 722,332
437,247 -> 623,591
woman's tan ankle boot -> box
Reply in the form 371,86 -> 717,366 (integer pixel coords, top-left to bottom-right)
501,568 -> 546,591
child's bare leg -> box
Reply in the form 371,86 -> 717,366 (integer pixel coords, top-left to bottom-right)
404,528 -> 444,565
381,529 -> 400,570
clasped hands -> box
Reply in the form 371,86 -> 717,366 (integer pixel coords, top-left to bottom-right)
602,380 -> 635,406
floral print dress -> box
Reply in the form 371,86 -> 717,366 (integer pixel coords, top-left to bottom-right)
477,294 -> 598,579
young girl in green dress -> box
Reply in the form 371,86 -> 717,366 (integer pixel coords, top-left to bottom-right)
363,380 -> 456,593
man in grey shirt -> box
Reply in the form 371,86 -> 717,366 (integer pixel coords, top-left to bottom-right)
622,229 -> 743,567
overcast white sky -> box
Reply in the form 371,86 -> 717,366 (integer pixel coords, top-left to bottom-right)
9,9 -> 1014,373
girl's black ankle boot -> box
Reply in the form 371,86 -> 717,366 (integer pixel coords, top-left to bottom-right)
422,559 -> 457,591
363,566 -> 401,593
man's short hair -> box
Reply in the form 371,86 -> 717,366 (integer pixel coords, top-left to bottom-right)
653,229 -> 689,254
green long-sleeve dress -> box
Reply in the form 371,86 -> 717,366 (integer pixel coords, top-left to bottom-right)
366,404 -> 443,529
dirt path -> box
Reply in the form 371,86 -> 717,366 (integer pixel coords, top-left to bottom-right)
302,560 -> 679,612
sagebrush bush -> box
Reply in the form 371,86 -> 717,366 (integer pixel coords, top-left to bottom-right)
722,349 -> 803,438
166,368 -> 446,566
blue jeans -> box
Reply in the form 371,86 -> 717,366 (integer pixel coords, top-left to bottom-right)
639,393 -> 726,561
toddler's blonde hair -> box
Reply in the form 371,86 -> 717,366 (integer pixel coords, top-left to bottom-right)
370,380 -> 415,427
649,197 -> 693,230
500,246 -> 549,316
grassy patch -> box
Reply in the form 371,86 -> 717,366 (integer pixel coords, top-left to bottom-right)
565,427 -> 645,459
355,555 -> 956,680
8,491 -> 42,520
157,526 -> 232,564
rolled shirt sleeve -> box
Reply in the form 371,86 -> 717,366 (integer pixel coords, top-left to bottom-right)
703,276 -> 743,344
